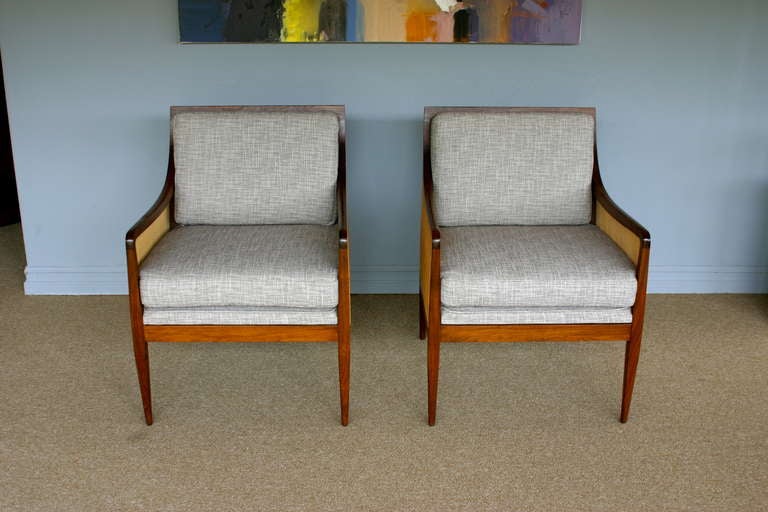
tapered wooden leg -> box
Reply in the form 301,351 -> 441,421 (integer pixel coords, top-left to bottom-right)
131,331 -> 153,425
427,325 -> 440,426
621,243 -> 649,423
337,245 -> 351,426
128,248 -> 152,425
426,246 -> 441,425
418,291 -> 426,340
620,331 -> 642,423
337,328 -> 350,426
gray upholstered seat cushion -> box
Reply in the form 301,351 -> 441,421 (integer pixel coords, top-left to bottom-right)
172,110 -> 338,225
140,225 -> 338,309
431,111 -> 594,226
441,225 -> 637,310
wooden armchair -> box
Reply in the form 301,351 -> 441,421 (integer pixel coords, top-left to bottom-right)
419,107 -> 650,425
126,106 -> 351,425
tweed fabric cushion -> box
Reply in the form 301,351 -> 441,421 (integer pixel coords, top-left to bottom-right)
441,306 -> 632,325
140,225 -> 338,309
173,111 -> 338,225
143,307 -> 337,325
441,225 -> 636,309
431,111 -> 594,226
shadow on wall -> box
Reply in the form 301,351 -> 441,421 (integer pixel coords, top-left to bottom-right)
0,52 -> 21,227
346,117 -> 422,293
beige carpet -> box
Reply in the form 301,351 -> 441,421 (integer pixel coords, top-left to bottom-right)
1,223 -> 766,511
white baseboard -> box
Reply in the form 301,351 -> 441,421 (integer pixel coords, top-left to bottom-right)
647,265 -> 768,293
351,266 -> 419,294
24,266 -> 128,295
23,264 -> 768,295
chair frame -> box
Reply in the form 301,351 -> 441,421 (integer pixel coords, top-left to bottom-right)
126,105 -> 351,426
419,107 -> 651,425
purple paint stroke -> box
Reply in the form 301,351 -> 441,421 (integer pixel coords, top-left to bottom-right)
506,0 -> 582,44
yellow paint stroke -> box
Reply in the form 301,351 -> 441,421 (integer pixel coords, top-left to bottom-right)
283,0 -> 323,42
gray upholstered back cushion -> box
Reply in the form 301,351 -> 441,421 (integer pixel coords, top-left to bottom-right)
172,110 -> 338,225
431,111 -> 594,226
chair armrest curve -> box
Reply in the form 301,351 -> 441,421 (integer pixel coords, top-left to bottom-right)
594,179 -> 650,266
126,155 -> 175,264
423,191 -> 441,247
337,182 -> 348,249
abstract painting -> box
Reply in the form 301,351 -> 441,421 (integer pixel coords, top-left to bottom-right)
179,0 -> 582,44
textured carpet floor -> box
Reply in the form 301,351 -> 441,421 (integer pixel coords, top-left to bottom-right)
1,224 -> 766,511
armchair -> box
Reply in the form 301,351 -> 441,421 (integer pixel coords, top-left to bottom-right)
126,105 -> 350,425
419,107 -> 650,425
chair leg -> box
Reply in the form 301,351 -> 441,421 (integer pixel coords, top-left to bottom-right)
620,330 -> 643,423
131,330 -> 153,425
418,291 -> 426,340
337,326 -> 350,426
427,324 -> 440,426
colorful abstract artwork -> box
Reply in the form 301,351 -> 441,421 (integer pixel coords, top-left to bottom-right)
179,0 -> 582,44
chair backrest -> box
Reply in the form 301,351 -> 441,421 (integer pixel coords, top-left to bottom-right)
171,106 -> 342,225
427,108 -> 595,226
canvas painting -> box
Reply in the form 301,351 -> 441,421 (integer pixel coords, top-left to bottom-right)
179,0 -> 582,44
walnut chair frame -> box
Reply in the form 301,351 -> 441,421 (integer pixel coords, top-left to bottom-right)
126,105 -> 351,426
419,107 -> 651,426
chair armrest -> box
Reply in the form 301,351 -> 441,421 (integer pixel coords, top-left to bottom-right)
126,156 -> 175,265
594,178 -> 650,266
336,150 -> 351,328
422,188 -> 441,248
420,188 -> 441,317
337,179 -> 348,249
421,119 -> 442,322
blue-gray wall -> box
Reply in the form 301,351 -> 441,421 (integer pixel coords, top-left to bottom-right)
1,0 -> 766,294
